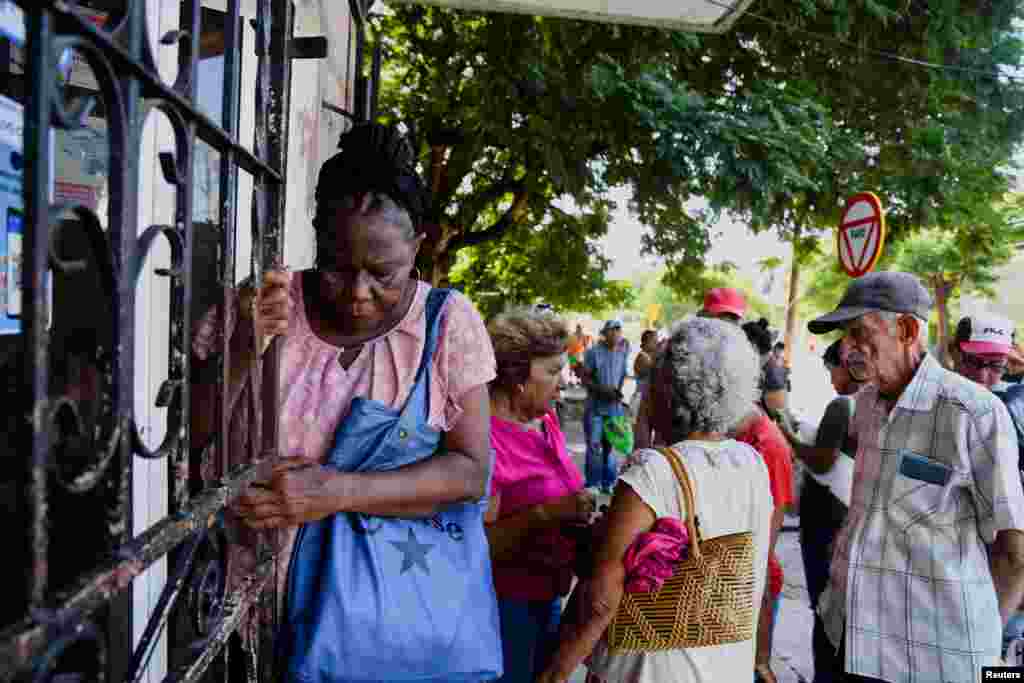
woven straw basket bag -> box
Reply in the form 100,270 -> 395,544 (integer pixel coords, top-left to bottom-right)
606,446 -> 757,654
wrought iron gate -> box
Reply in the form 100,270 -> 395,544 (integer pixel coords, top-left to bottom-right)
0,0 -> 308,679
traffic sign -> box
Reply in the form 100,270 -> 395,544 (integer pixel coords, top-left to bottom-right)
837,192 -> 886,278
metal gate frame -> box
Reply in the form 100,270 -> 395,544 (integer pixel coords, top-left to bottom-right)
0,0 -> 297,680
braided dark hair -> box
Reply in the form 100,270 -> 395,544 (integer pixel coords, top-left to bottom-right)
313,122 -> 431,245
741,318 -> 773,356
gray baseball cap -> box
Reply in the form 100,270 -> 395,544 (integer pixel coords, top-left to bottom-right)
808,271 -> 933,335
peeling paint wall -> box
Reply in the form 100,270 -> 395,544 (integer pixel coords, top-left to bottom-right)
283,0 -> 355,271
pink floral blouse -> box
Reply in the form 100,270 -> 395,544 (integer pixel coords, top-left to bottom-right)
191,273 -> 496,622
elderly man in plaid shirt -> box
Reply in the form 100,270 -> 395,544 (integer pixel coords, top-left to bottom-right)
807,272 -> 1024,683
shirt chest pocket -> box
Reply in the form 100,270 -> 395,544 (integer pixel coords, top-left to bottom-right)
888,449 -> 961,531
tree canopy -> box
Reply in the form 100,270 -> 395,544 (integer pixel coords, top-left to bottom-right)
372,0 -> 1024,314
448,204 -> 634,319
794,197 -> 1024,360
892,208 -> 1024,360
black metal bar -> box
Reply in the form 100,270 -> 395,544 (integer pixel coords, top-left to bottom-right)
28,618 -> 106,683
222,0 -> 246,174
41,12 -> 136,683
4,0 -> 302,680
369,37 -> 382,122
163,558 -> 273,683
259,2 -> 294,679
0,460 -> 273,679
47,6 -> 280,183
108,1 -> 147,678
261,0 -> 292,462
353,19 -> 366,121
22,0 -> 53,612
218,0 -> 244,508
349,0 -> 368,26
167,0 -> 201,524
50,7 -> 280,184
126,528 -> 207,683
345,21 -> 354,107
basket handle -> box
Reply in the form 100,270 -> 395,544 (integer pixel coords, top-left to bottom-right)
658,446 -> 703,559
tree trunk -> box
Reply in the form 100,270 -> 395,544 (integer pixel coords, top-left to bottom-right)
430,249 -> 454,288
423,192 -> 531,287
934,279 -> 951,368
783,242 -> 802,370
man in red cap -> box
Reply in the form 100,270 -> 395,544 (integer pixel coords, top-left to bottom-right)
701,287 -> 747,324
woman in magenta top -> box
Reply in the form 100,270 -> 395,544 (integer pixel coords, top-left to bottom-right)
484,308 -> 596,683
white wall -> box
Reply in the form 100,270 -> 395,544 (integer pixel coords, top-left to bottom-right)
283,0 -> 356,271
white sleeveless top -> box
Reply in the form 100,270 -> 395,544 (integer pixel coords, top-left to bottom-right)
584,439 -> 773,683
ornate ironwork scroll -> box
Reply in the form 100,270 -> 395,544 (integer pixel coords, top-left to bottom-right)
0,0 -> 295,680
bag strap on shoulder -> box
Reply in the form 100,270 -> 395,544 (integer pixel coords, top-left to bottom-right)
417,288 -> 451,374
658,446 -> 703,558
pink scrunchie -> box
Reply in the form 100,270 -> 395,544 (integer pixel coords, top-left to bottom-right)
623,518 -> 689,593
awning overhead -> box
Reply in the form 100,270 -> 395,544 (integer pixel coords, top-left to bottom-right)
384,0 -> 754,33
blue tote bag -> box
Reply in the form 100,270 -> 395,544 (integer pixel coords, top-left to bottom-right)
281,289 -> 503,683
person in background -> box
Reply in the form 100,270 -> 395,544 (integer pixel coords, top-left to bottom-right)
732,394 -> 795,683
736,316 -> 795,682
537,317 -> 773,683
949,314 -> 1017,393
485,307 -> 596,683
771,341 -> 785,366
567,324 -> 589,386
947,314 -> 1024,472
808,272 -> 1024,682
779,339 -> 861,683
1005,337 -> 1024,384
771,341 -> 791,392
630,330 -> 658,418
700,287 -> 747,325
581,320 -> 631,494
569,324 -> 590,351
948,313 -> 1024,660
743,319 -> 789,416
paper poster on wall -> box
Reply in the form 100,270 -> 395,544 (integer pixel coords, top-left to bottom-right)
56,114 -> 108,212
0,95 -> 53,335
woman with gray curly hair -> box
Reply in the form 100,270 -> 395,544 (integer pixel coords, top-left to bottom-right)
538,317 -> 773,683
484,307 -> 596,683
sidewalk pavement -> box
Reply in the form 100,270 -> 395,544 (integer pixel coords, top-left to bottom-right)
560,413 -> 815,683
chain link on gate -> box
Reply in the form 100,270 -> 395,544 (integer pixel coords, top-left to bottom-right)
0,0 -> 294,680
